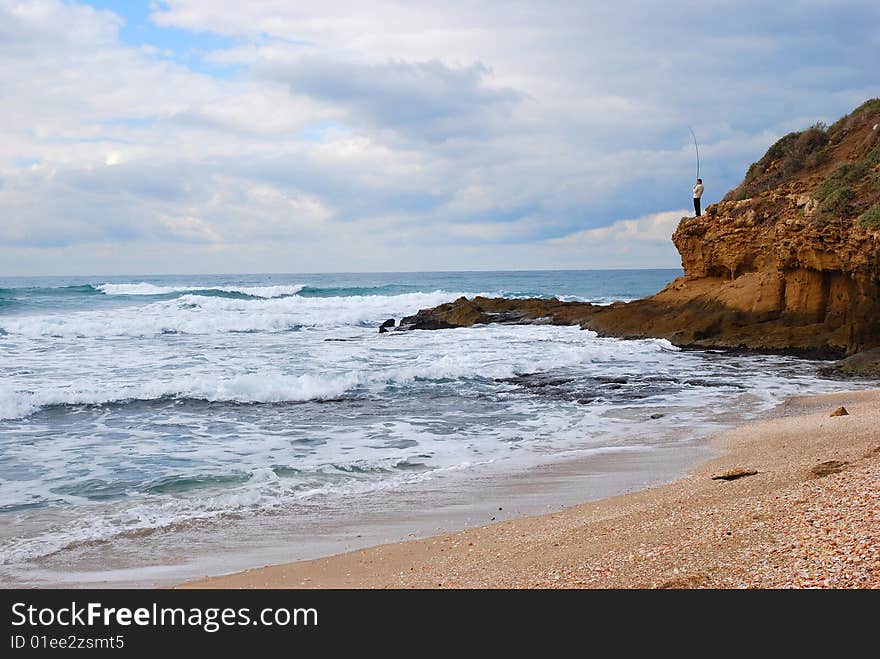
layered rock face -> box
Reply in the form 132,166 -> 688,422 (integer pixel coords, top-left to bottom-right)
397,100 -> 880,358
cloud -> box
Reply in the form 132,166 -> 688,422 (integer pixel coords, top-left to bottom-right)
0,0 -> 119,53
548,210 -> 689,248
1,0 -> 878,274
251,55 -> 523,143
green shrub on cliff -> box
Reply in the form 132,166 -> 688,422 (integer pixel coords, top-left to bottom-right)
865,143 -> 880,168
853,98 -> 880,115
815,162 -> 869,200
763,131 -> 801,162
859,204 -> 880,229
743,161 -> 763,185
811,138 -> 880,223
827,98 -> 880,137
818,186 -> 855,218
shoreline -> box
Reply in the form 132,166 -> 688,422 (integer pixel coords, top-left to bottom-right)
13,440 -> 713,588
179,388 -> 880,589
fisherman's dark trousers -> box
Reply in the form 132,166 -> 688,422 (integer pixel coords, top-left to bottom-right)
693,197 -> 701,217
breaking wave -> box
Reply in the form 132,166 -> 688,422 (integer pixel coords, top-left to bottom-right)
0,332 -> 682,421
0,290 -> 473,338
95,283 -> 306,298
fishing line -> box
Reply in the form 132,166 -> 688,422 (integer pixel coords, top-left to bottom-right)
688,126 -> 700,180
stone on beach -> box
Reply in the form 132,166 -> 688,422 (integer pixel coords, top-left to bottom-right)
810,460 -> 848,478
711,468 -> 758,481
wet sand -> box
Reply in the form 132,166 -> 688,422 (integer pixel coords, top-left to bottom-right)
179,389 -> 879,589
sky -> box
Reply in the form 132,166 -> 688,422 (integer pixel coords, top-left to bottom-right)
1,1 -> 878,275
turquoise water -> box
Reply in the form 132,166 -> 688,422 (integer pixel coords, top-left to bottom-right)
0,269 -> 679,313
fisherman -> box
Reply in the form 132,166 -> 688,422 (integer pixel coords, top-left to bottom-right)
692,178 -> 704,217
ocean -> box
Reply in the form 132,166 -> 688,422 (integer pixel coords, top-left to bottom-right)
0,270 -> 852,586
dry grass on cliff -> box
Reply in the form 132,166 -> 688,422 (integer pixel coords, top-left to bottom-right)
728,125 -> 829,201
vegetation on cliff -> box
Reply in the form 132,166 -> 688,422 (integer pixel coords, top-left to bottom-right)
724,98 -> 880,228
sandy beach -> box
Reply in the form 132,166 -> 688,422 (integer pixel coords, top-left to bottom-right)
180,388 -> 879,589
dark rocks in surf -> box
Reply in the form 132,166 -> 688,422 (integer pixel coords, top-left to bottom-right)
818,348 -> 880,379
378,318 -> 396,333
398,296 -> 593,331
495,374 -> 576,388
495,372 -> 682,408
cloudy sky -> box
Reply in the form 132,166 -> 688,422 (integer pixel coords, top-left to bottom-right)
1,0 -> 878,275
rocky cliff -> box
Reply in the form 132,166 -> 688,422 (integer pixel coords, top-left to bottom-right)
395,99 -> 880,358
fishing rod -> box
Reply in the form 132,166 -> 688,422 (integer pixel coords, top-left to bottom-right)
688,125 -> 700,180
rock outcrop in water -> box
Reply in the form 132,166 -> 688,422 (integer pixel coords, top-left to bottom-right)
395,99 -> 880,359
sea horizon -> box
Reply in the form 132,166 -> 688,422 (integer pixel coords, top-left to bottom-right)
1,266 -> 684,281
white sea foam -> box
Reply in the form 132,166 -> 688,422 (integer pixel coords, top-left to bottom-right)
0,327 -> 663,419
0,374 -> 357,421
0,290 -> 467,338
97,282 -> 306,298
1,423 -> 671,567
0,455 -> 491,566
556,295 -> 634,305
0,386 -> 38,422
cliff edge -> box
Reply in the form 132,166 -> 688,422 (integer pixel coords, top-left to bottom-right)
396,99 -> 880,358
